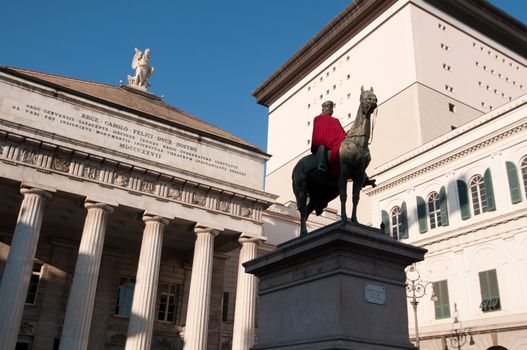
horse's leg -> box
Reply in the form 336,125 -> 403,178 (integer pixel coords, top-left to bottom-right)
351,175 -> 364,222
293,175 -> 309,237
339,165 -> 349,225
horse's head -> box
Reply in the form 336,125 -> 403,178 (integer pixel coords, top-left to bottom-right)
359,86 -> 378,116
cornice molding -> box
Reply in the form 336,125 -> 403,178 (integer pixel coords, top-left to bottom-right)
0,130 -> 270,224
367,121 -> 527,195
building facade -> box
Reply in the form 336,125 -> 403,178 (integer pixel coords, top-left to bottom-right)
255,0 -> 527,348
0,66 -> 276,350
255,0 -> 526,225
368,97 -> 527,349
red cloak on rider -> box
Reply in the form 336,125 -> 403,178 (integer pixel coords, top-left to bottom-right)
311,114 -> 346,176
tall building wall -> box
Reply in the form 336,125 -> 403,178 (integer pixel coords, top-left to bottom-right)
411,0 -> 526,115
266,1 -> 418,175
264,0 -> 527,207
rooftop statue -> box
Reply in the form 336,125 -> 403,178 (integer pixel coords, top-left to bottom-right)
128,48 -> 154,91
292,87 -> 378,236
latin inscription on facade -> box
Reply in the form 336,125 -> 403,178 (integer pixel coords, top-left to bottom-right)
0,86 -> 264,189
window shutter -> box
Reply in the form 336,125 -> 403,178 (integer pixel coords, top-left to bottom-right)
439,186 -> 449,226
381,210 -> 390,235
416,196 -> 428,233
457,180 -> 471,220
433,280 -> 451,319
400,202 -> 408,239
506,161 -> 523,204
479,269 -> 501,312
479,270 -> 490,299
484,168 -> 496,211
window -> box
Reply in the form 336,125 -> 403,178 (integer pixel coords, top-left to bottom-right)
469,175 -> 488,215
418,187 -> 449,232
448,103 -> 455,112
158,283 -> 179,322
382,204 -> 407,239
433,280 -> 450,319
427,192 -> 442,229
390,206 -> 402,239
25,263 -> 43,304
115,277 -> 135,317
466,169 -> 499,215
222,292 -> 230,322
479,269 -> 501,312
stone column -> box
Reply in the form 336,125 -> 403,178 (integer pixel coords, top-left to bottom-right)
183,226 -> 220,350
59,202 -> 113,350
0,187 -> 52,350
231,235 -> 263,350
125,215 -> 169,350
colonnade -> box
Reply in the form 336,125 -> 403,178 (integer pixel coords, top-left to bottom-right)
0,186 -> 263,350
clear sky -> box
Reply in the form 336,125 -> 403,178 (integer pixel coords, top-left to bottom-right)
2,0 -> 525,151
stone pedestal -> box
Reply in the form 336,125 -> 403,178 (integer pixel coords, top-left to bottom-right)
244,223 -> 426,350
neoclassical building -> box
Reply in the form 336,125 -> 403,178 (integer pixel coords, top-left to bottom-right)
0,66 -> 276,350
254,0 -> 527,348
368,96 -> 527,349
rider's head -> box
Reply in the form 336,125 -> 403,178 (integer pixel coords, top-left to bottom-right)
321,101 -> 335,116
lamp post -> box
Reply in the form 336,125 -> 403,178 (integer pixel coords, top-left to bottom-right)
405,264 -> 436,348
444,303 -> 475,350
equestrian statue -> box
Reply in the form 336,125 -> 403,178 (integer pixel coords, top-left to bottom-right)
292,87 -> 378,236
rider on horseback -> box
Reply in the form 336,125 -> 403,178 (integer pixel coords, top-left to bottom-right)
311,101 -> 345,174
311,101 -> 376,187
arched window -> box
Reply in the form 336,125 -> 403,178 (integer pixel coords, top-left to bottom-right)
522,156 -> 527,195
391,206 -> 402,239
469,175 -> 488,215
427,192 -> 441,229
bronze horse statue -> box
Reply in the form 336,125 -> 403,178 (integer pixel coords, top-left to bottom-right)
292,87 -> 378,236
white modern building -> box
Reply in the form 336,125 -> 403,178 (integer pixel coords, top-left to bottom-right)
255,0 -> 527,348
0,65 -> 276,350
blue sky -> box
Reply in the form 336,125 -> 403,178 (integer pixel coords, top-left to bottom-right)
2,0 -> 525,151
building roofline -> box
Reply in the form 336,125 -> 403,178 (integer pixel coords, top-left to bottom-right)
1,66 -> 271,158
253,0 -> 527,107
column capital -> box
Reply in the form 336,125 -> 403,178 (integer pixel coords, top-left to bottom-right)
143,215 -> 169,226
239,233 -> 266,245
20,187 -> 53,201
84,201 -> 114,214
194,225 -> 220,237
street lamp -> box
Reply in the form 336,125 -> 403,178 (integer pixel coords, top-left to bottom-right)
444,303 -> 475,350
405,264 -> 437,348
